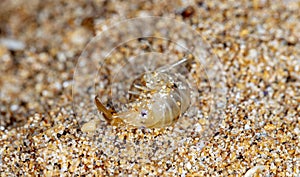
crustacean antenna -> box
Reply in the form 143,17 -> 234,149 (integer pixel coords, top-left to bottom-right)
157,57 -> 190,73
95,95 -> 114,122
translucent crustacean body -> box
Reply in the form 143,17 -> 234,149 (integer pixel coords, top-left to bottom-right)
95,58 -> 191,128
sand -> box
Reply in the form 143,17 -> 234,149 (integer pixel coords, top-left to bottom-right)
0,0 -> 299,176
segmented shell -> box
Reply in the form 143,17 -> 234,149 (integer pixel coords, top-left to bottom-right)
117,71 -> 191,128
95,70 -> 191,128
